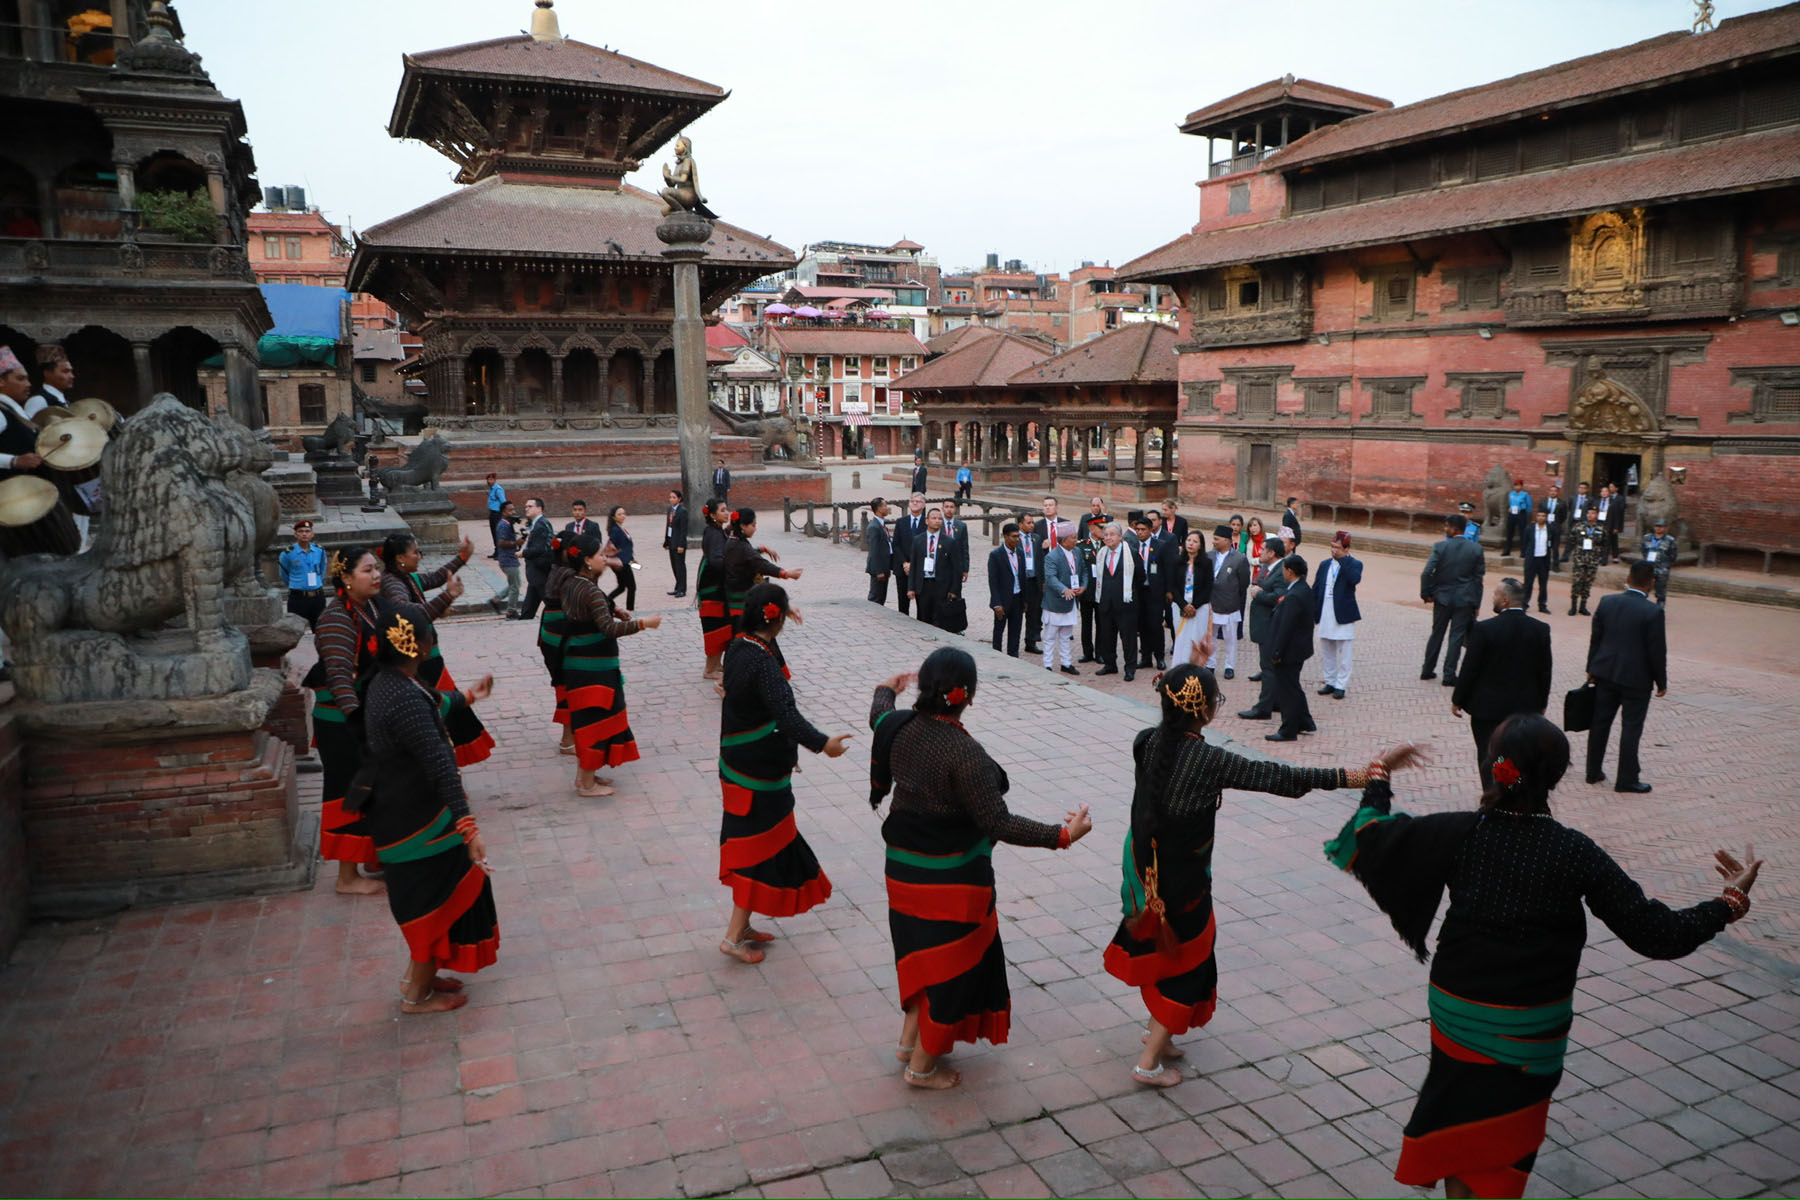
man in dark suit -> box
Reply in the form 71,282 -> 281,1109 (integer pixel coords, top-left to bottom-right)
1585,561 -> 1668,794
909,454 -> 928,497
864,496 -> 893,605
1601,482 -> 1627,564
906,508 -> 963,628
1077,522 -> 1102,662
712,458 -> 731,504
1264,553 -> 1316,741
516,496 -> 554,620
1076,496 -> 1110,543
1091,521 -> 1143,680
1520,509 -> 1555,614
987,523 -> 1027,657
662,489 -> 689,597
1283,496 -> 1303,548
1452,578 -> 1553,788
1237,537 -> 1287,720
563,499 -> 601,539
940,499 -> 972,589
1420,514 -> 1487,686
1130,515 -> 1165,671
1542,484 -> 1567,571
892,493 -> 926,617
1017,511 -> 1044,654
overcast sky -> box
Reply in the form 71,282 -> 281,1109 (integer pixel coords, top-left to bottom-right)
178,0 -> 1781,276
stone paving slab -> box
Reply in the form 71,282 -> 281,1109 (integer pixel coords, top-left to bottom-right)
1,519 -> 1796,1199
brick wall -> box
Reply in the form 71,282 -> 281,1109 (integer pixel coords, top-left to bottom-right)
23,730 -> 297,888
0,713 -> 25,963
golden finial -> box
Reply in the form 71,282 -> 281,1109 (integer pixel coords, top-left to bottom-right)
1165,673 -> 1211,718
385,615 -> 421,659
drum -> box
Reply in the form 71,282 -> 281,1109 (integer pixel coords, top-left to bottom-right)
66,397 -> 119,433
36,414 -> 106,516
0,474 -> 79,557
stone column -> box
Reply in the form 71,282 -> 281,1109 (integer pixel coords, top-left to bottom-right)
111,0 -> 132,53
114,158 -> 138,236
1133,425 -> 1147,483
222,342 -> 265,431
551,353 -> 566,418
1080,428 -> 1091,479
1107,428 -> 1119,484
642,357 -> 657,414
21,0 -> 54,61
500,353 -> 517,415
33,176 -> 58,239
131,339 -> 154,408
658,211 -> 713,542
1161,427 -> 1174,481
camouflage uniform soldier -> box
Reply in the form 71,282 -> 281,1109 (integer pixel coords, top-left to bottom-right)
1640,520 -> 1677,605
1567,516 -> 1605,615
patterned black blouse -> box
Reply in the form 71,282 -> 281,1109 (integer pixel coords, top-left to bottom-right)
724,636 -> 828,755
364,667 -> 470,820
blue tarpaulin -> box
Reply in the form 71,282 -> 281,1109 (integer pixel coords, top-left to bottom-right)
203,283 -> 347,368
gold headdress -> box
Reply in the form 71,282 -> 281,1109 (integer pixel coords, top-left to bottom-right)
1164,672 -> 1211,718
326,549 -> 349,580
385,615 -> 421,659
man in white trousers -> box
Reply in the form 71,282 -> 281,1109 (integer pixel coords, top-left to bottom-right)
1311,531 -> 1363,700
1206,524 -> 1251,679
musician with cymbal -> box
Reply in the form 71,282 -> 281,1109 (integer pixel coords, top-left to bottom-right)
26,343 -> 72,421
0,344 -> 79,558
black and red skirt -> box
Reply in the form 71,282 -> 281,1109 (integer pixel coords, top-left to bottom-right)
697,557 -> 731,658
416,647 -> 495,768
718,719 -> 830,916
371,799 -> 499,973
1103,830 -> 1219,1036
306,669 -> 378,868
538,595 -> 569,726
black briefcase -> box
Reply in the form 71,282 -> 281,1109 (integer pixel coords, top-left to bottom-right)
1563,683 -> 1597,733
941,596 -> 969,635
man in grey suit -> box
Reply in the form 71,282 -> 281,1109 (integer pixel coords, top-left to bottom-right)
1585,560 -> 1668,794
1420,513 -> 1487,686
864,497 -> 893,605
1206,523 -> 1251,679
1237,537 -> 1286,720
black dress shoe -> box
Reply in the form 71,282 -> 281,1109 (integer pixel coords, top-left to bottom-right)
1441,677 -> 1457,687
1265,732 -> 1298,742
1568,606 -> 1577,615
1586,772 -> 1606,784
1538,606 -> 1550,614
1237,709 -> 1270,720
1248,672 -> 1264,682
1615,781 -> 1652,794
1332,689 -> 1346,700
1078,655 -> 1096,664
1096,666 -> 1118,676
1223,668 -> 1234,680
1059,665 -> 1080,676
1421,671 -> 1438,681
1579,605 -> 1591,615
1154,656 -> 1166,670
1317,684 -> 1335,696
1123,670 -> 1136,682
1138,658 -> 1152,669
1301,722 -> 1318,733
506,612 -> 529,620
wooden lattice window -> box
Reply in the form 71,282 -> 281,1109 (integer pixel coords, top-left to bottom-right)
1236,379 -> 1276,417
1767,385 -> 1800,419
1300,379 -> 1344,418
298,383 -> 327,425
1568,117 -> 1620,161
1362,377 -> 1425,423
1359,164 -> 1394,200
1371,269 -> 1415,321
1444,267 -> 1502,310
1475,139 -> 1516,180
1746,77 -> 1800,129
1395,157 -> 1432,193
1290,177 -> 1323,212
1521,128 -> 1566,171
1682,92 -> 1740,142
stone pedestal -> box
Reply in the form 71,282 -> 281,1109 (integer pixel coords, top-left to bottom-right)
265,456 -> 321,525
241,608 -> 310,759
313,458 -> 364,503
15,669 -> 315,917
389,485 -> 460,552
0,711 -> 26,963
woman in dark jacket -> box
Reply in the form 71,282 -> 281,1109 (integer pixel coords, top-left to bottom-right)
377,532 -> 493,766
604,504 -> 637,612
696,499 -> 732,679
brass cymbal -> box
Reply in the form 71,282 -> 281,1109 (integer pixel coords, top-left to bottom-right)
66,397 -> 119,430
36,414 -> 107,470
0,474 -> 58,527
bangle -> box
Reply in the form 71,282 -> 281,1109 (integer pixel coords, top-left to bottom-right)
1723,885 -> 1748,900
454,816 -> 479,838
1057,824 -> 1072,850
1720,891 -> 1749,922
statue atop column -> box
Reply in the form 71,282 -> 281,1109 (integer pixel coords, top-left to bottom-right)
659,136 -> 716,219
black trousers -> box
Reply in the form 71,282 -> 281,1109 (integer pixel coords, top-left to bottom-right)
914,587 -> 948,628
895,566 -> 911,615
286,589 -> 325,628
667,546 -> 688,595
1423,602 -> 1475,681
1470,716 -> 1501,790
1252,639 -> 1281,715
1271,662 -> 1312,737
606,564 -> 637,612
956,482 -> 971,500
1587,678 -> 1652,787
1096,603 -> 1137,672
1522,555 -> 1552,610
1135,596 -> 1164,665
1079,595 -> 1097,660
991,600 -> 1022,656
487,510 -> 503,551
520,562 -> 549,619
1502,512 -> 1526,555
1548,528 -> 1563,570
1604,529 -> 1621,563
868,571 -> 890,605
1022,577 -> 1042,649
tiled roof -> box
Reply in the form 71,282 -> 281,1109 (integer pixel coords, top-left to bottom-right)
353,177 -> 792,270
706,345 -> 734,364
705,323 -> 749,348
784,284 -> 896,301
1268,4 -> 1800,170
889,238 -> 925,251
925,324 -> 1003,356
1008,322 -> 1179,386
1180,77 -> 1391,135
405,35 -> 723,98
890,333 -> 1051,392
1121,127 -> 1800,280
767,328 -> 930,358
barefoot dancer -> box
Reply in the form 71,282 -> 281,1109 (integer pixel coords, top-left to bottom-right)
697,500 -> 731,679
540,536 -> 574,753
1105,653 -> 1412,1088
1325,714 -> 1760,1200
870,648 -> 1092,1090
377,533 -> 494,766
716,582 -> 851,963
359,607 -> 499,1014
554,532 -> 659,797
305,546 -> 389,896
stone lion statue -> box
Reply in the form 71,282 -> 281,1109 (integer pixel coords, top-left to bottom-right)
1481,465 -> 1512,529
301,411 -> 356,460
1637,473 -> 1680,541
0,395 -> 277,699
377,434 -> 450,491
735,416 -> 801,461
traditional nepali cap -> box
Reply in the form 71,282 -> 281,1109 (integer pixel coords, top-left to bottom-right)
1055,519 -> 1075,539
1332,531 -> 1352,547
0,345 -> 22,375
1213,524 -> 1233,538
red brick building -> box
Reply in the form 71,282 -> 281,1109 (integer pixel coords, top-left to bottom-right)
765,324 -> 928,458
1123,7 -> 1800,572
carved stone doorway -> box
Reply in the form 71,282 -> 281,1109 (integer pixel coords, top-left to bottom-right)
1588,449 -> 1642,497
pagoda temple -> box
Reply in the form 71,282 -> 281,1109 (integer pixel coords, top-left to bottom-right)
350,1 -> 815,512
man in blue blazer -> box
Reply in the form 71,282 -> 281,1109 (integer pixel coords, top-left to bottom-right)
987,523 -> 1027,657
1311,531 -> 1363,700
1039,520 -> 1087,675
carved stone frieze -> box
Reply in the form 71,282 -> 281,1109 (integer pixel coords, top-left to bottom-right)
1568,359 -> 1656,433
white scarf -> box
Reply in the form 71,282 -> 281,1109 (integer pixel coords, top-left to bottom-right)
1104,546 -> 1134,604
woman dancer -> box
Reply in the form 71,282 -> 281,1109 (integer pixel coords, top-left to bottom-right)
1167,530 -> 1213,665
870,647 -> 1092,1090
555,532 -> 659,797
1326,714 -> 1760,1199
305,546 -> 388,895
540,535 -> 576,753
604,504 -> 638,612
696,499 -> 732,680
377,533 -> 494,767
723,507 -> 801,624
1106,657 -> 1416,1087
359,606 -> 500,1013
716,582 -> 851,964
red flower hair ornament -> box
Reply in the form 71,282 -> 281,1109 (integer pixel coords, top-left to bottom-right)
1491,756 -> 1522,787
945,686 -> 968,707
730,510 -> 741,524
365,635 -> 379,656
762,602 -> 782,622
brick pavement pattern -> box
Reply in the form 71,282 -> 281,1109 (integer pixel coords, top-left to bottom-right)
1,519 -> 1797,1199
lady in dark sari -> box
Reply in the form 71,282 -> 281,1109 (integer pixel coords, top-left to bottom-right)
870,647 -> 1092,1090
377,532 -> 494,767
696,499 -> 732,680
305,546 -> 389,896
359,606 -> 499,1014
1325,714 -> 1761,1198
715,582 -> 851,964
1105,655 -> 1414,1086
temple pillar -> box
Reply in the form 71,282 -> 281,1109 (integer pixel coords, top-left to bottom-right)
550,353 -> 566,418
1133,425 -> 1147,482
1107,428 -> 1119,484
500,353 -> 517,414
1080,428 -> 1091,479
34,177 -> 58,239
114,158 -> 137,235
658,210 -> 713,541
111,0 -> 132,52
131,340 -> 153,408
1161,428 -> 1174,480
641,357 -> 655,414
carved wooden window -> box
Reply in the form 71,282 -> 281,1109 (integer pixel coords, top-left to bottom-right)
1228,183 -> 1250,215
1206,280 -> 1227,311
1438,147 -> 1471,184
1466,383 -> 1505,418
1568,117 -> 1620,161
1236,379 -> 1276,418
1265,271 -> 1292,306
1516,241 -> 1567,284
1475,139 -> 1516,180
1359,164 -> 1394,200
1745,77 -> 1800,130
1769,386 -> 1800,420
1371,269 -> 1414,321
1395,157 -> 1432,193
1238,280 -> 1260,309
1681,93 -> 1740,142
298,384 -> 327,425
1299,379 -> 1344,418
1443,267 -> 1501,310
1631,107 -> 1667,147
1363,378 -> 1424,423
1323,173 -> 1355,207
1182,381 -> 1219,415
1730,368 -> 1800,423
1447,373 -> 1522,420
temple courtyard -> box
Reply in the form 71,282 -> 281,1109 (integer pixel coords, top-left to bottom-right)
1,522 -> 1797,1199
